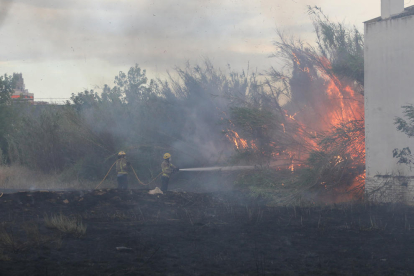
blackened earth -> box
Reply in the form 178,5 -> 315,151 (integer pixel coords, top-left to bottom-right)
0,189 -> 414,275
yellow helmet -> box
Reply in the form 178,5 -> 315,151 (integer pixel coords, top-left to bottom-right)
118,151 -> 126,156
163,153 -> 171,159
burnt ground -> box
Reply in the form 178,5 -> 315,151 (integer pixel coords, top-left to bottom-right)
1,189 -> 414,275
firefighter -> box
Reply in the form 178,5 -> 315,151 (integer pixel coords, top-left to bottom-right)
116,151 -> 130,190
161,153 -> 179,192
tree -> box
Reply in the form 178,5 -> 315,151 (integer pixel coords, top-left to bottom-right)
69,89 -> 101,111
0,74 -> 13,104
308,6 -> 364,86
0,74 -> 14,162
393,105 -> 414,169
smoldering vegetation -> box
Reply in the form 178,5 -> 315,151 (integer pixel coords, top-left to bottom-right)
0,7 -> 367,203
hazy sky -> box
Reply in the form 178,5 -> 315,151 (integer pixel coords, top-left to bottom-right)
0,0 -> 410,102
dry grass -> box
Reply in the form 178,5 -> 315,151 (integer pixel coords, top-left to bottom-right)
44,213 -> 87,237
0,222 -> 62,253
0,226 -> 15,250
0,165 -> 106,190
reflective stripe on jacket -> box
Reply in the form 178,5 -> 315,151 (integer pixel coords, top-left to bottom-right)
116,158 -> 128,175
161,160 -> 176,178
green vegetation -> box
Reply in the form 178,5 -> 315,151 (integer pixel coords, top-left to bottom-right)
308,6 -> 364,85
1,61 -> 264,187
0,74 -> 14,163
393,105 -> 414,168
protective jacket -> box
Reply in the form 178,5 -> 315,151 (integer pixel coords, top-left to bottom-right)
116,158 -> 128,175
161,160 -> 176,178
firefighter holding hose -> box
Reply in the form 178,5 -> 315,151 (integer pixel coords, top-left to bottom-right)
116,151 -> 130,190
161,153 -> 179,192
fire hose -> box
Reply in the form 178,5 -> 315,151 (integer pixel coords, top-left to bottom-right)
95,163 -> 258,190
130,165 -> 163,187
95,162 -> 163,190
95,160 -> 117,189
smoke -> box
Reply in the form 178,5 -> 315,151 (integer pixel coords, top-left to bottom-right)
180,166 -> 256,172
159,61 -> 246,168
170,95 -> 231,167
0,0 -> 12,29
64,62 -> 248,176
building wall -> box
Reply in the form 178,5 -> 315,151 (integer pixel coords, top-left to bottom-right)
12,73 -> 34,102
365,14 -> 414,202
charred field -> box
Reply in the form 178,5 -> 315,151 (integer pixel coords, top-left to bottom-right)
0,189 -> 413,275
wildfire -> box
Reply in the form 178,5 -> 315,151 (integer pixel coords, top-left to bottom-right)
225,51 -> 365,200
289,55 -> 365,197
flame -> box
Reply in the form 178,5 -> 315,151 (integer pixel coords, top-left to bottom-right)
325,80 -> 363,125
282,55 -> 365,194
226,130 -> 250,150
225,53 -> 365,200
250,140 -> 258,150
292,52 -> 301,66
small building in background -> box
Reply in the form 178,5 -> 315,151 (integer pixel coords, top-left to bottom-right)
364,0 -> 414,201
12,73 -> 34,102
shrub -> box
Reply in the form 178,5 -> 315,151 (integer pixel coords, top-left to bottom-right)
44,213 -> 87,237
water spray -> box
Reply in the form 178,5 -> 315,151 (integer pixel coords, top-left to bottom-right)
179,166 -> 257,172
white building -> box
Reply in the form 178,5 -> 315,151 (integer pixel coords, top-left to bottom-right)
365,0 -> 414,201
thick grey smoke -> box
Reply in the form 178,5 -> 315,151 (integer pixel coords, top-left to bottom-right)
170,92 -> 232,167
0,0 -> 12,28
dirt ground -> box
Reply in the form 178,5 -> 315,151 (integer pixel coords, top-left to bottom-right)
1,189 -> 414,276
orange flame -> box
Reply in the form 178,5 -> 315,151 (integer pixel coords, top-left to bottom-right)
225,54 -> 364,199
226,130 -> 250,150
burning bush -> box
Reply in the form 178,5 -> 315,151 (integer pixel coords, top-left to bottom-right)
297,120 -> 365,200
226,106 -> 282,165
229,6 -> 365,202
